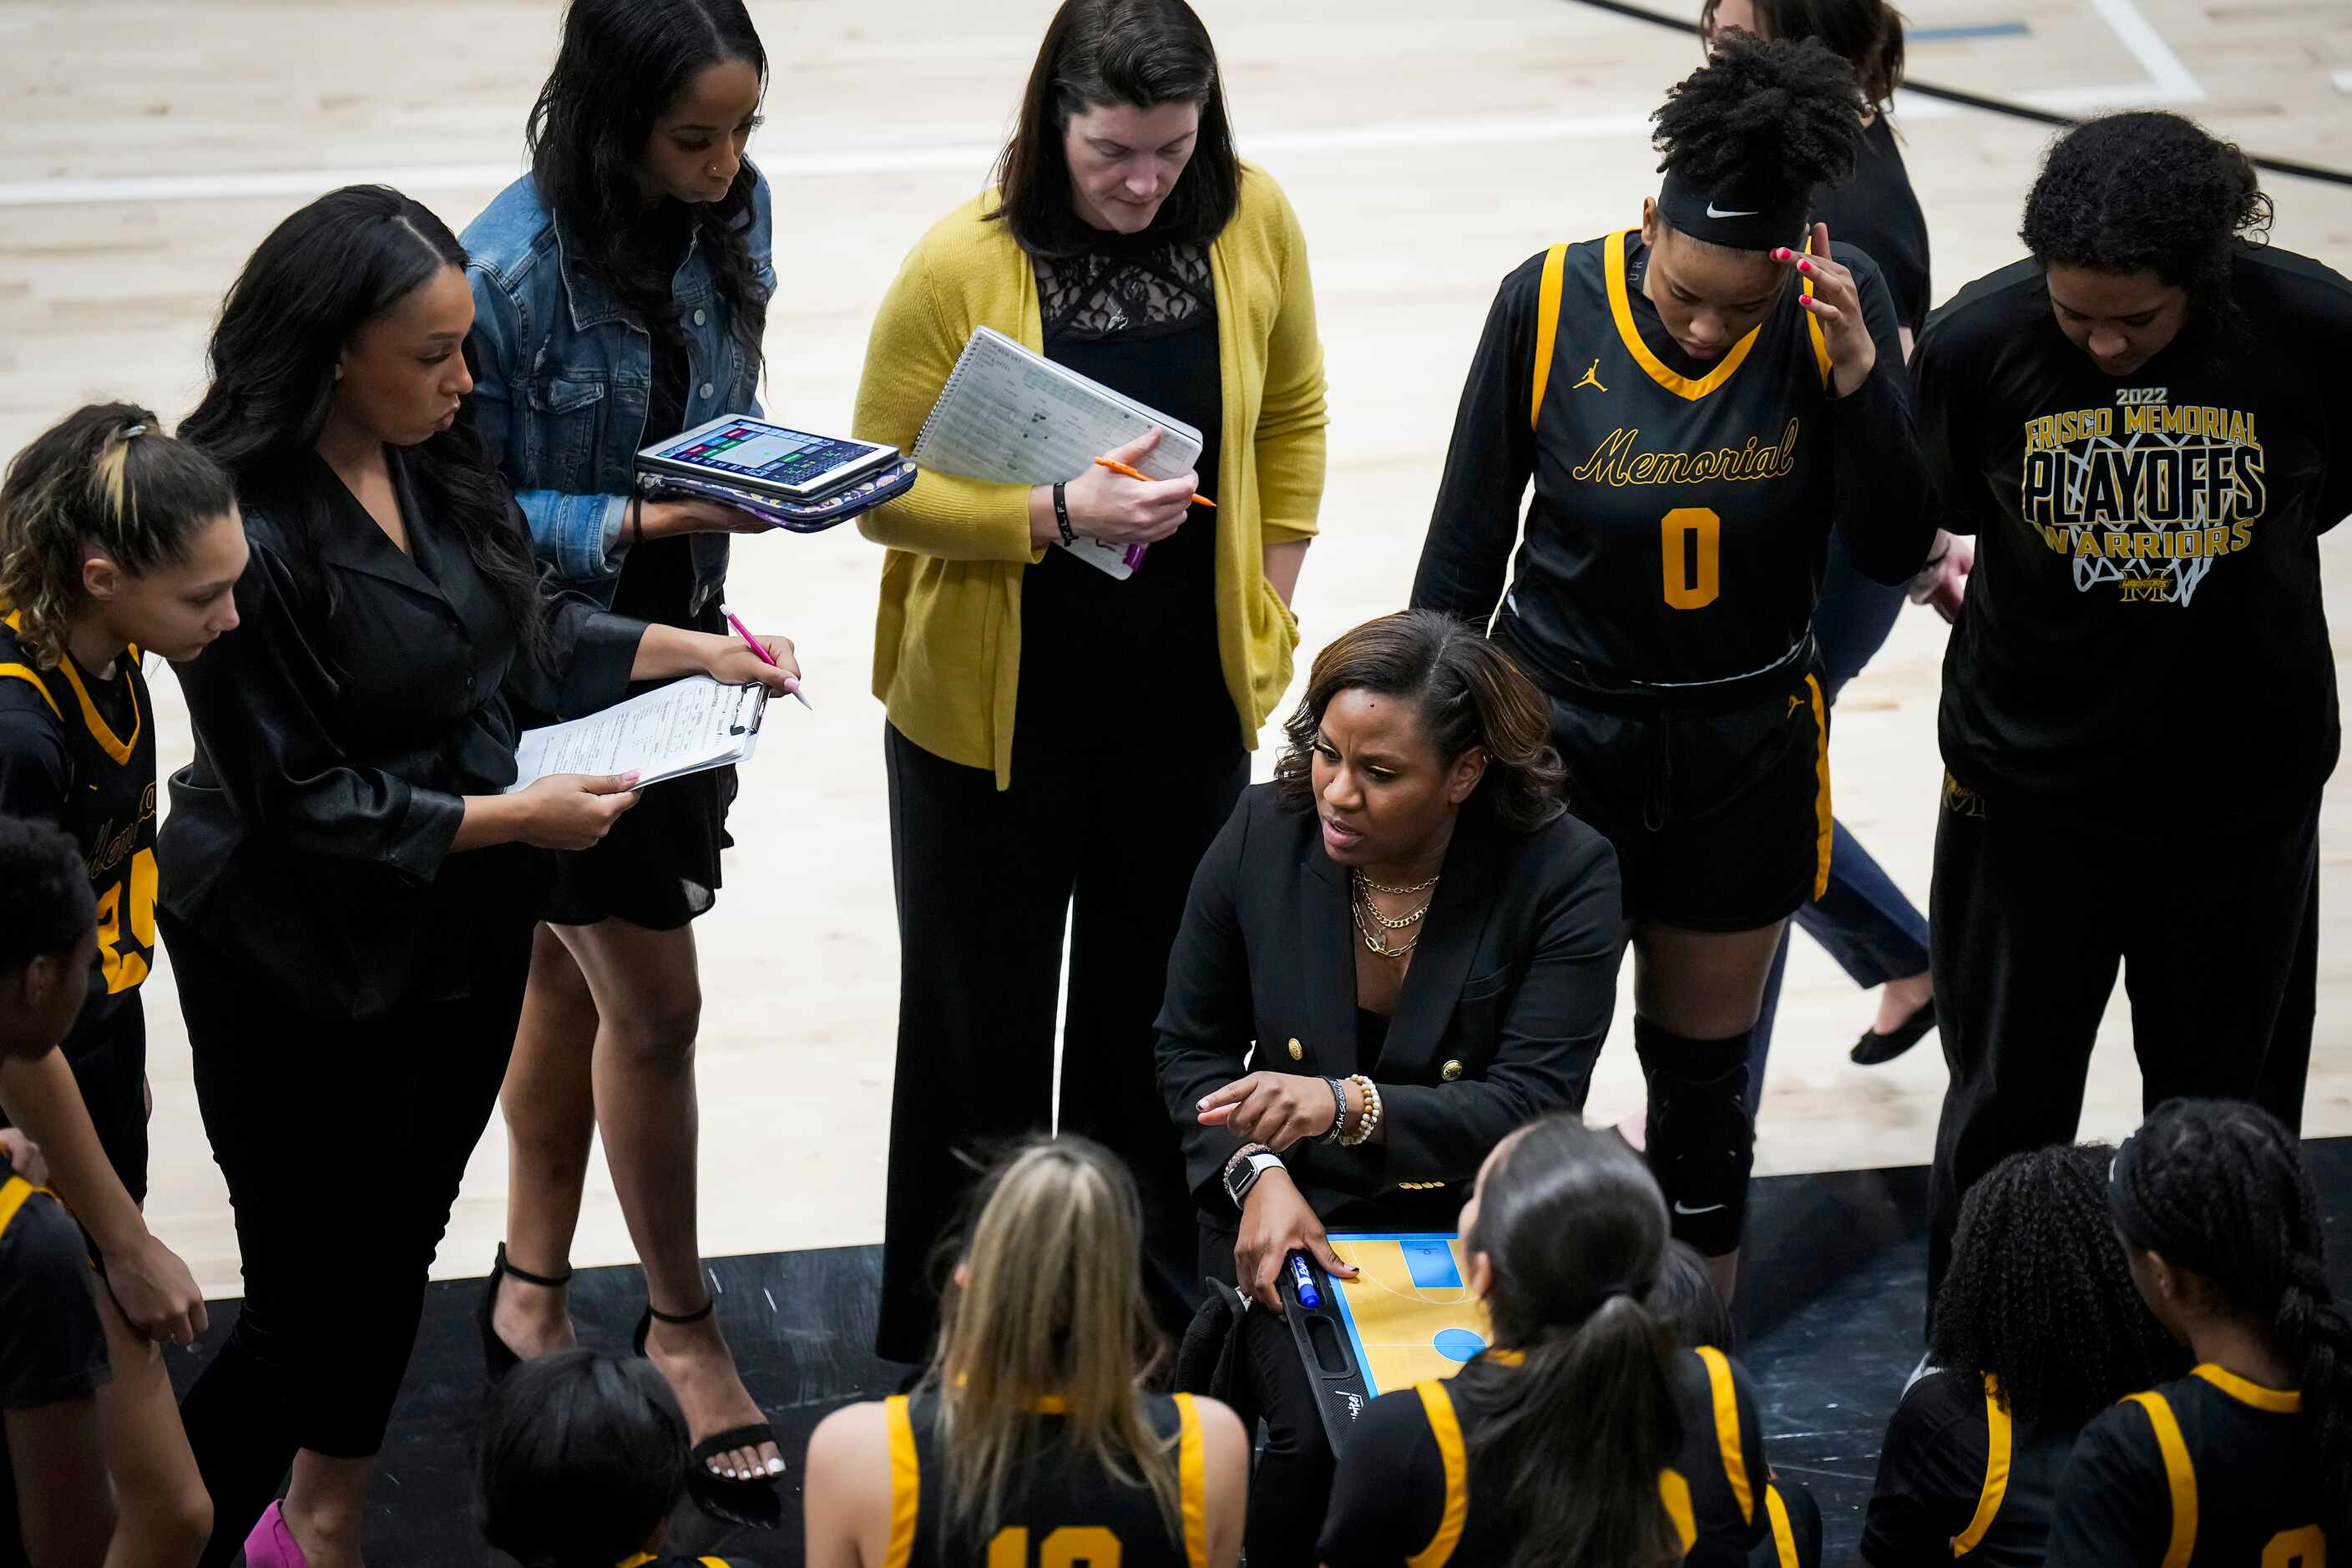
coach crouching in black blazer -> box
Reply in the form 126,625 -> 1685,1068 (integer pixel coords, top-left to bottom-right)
1156,608 -> 1623,1563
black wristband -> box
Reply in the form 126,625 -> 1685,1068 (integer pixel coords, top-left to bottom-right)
1051,481 -> 1075,547
1319,1077 -> 1348,1146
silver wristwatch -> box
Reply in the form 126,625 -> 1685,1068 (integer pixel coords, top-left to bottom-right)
1223,1146 -> 1284,1209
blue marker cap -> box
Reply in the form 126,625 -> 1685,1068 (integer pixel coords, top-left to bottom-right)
1288,1252 -> 1322,1310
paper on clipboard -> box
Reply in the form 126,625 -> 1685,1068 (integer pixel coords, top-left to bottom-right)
508,676 -> 766,792
910,326 -> 1203,580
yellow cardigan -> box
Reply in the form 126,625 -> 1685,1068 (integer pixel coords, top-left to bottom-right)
852,163 -> 1328,787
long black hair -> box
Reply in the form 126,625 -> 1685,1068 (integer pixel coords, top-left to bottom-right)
2020,111 -> 2270,326
477,1348 -> 689,1568
1454,1115 -> 1684,1568
0,402 -> 236,665
180,185 -> 549,668
2111,1099 -> 2352,1531
1272,609 -> 1567,835
1929,1143 -> 2185,1431
1653,32 -> 1867,233
990,0 -> 1243,258
1700,0 -> 1906,109
526,0 -> 770,367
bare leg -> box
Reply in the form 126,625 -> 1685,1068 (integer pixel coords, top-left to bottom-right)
491,925 -> 597,1358
554,918 -> 781,1480
95,1286 -> 211,1568
1872,970 -> 1934,1035
276,1451 -> 371,1568
1632,919 -> 1788,1302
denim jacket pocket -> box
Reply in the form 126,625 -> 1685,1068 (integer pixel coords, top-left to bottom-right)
524,375 -> 609,480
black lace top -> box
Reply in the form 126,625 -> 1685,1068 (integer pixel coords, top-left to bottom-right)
1018,226 -> 1233,751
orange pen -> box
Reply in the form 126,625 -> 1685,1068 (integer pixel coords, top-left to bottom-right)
1094,456 -> 1215,507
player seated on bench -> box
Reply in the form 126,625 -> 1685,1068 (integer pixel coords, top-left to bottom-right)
802,1138 -> 1249,1568
1318,1115 -> 1778,1568
1156,609 -> 1625,1564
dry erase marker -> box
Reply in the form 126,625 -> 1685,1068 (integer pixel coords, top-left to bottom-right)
1093,457 -> 1215,508
1287,1252 -> 1321,1310
724,608 -> 810,710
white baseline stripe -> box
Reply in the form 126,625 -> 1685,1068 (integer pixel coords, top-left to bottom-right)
0,114 -> 1665,210
2025,0 -> 2203,109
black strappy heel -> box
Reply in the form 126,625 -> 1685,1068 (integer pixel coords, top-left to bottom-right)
635,1294 -> 782,1488
478,1243 -> 572,1384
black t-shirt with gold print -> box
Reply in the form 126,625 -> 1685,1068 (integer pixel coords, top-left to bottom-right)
1914,246 -> 2352,802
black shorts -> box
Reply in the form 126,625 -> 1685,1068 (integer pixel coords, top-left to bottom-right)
0,996 -> 149,1210
1544,677 -> 1830,932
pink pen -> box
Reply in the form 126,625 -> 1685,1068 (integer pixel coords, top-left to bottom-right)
724,607 -> 809,709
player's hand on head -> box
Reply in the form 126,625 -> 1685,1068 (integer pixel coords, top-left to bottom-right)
1234,1168 -> 1357,1314
1775,223 -> 1876,392
1196,1071 -> 1341,1151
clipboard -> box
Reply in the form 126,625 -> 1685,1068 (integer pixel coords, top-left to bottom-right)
508,676 -> 767,792
1282,1232 -> 1496,1454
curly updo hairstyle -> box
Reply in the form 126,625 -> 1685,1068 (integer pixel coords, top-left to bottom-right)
2020,111 -> 2270,319
1273,610 -> 1565,835
1652,32 -> 1868,240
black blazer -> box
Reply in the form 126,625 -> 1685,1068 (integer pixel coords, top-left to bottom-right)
158,448 -> 641,1018
1156,783 -> 1623,1224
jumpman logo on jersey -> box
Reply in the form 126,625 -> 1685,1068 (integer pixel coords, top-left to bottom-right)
1573,359 -> 1607,392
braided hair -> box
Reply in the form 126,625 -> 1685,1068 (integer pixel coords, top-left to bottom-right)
2111,1098 -> 2352,1531
1929,1143 -> 2185,1430
2020,113 -> 2270,326
1651,32 -> 1867,238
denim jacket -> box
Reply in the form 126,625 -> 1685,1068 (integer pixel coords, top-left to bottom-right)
461,169 -> 774,609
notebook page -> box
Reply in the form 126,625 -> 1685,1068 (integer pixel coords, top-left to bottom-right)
508,677 -> 765,792
912,326 -> 1203,486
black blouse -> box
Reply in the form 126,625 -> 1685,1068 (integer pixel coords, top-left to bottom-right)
158,447 -> 642,1017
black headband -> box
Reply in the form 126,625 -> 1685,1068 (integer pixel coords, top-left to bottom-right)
1657,167 -> 1810,251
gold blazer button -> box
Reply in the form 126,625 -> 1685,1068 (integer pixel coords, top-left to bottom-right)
1440,1059 -> 1464,1082
1287,1038 -> 1303,1060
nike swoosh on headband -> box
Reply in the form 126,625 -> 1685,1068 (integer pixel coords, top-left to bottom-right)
1673,1200 -> 1728,1216
1705,201 -> 1759,219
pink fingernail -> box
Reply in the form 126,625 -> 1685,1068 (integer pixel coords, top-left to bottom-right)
1798,260 -> 1814,273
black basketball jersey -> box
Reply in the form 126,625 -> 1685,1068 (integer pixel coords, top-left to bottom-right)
882,1389 -> 1208,1568
1414,231 -> 1930,703
1864,1370 -> 2081,1566
2046,1365 -> 2334,1568
1318,1344 -> 1794,1566
0,611 -> 157,1048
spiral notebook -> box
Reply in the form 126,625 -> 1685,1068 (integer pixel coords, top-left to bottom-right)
911,326 -> 1203,579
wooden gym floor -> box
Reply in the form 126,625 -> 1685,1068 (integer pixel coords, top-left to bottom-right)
0,0 -> 2348,1300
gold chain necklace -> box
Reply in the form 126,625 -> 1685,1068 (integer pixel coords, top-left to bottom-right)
1352,872 -> 1438,959
1358,870 -> 1440,897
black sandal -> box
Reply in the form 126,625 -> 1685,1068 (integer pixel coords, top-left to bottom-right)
478,1243 -> 572,1384
1852,996 -> 1937,1065
635,1296 -> 783,1487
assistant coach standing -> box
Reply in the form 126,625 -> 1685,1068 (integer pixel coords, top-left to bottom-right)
852,0 -> 1327,1363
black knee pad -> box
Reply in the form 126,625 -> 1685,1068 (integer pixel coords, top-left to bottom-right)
1634,1018 -> 1756,1257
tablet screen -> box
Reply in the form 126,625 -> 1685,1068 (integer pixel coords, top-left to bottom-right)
650,422 -> 881,486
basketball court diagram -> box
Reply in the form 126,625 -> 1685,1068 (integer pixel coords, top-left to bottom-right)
1326,1232 -> 1497,1398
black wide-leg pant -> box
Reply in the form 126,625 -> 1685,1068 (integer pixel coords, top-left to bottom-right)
876,722 -> 1247,1363
1924,777 -> 2318,1317
164,912 -> 529,1568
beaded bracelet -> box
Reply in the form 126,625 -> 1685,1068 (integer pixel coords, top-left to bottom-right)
1340,1074 -> 1383,1147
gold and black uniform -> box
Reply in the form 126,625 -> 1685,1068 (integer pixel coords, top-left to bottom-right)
0,610 -> 158,1202
1914,247 -> 2352,1305
2046,1364 -> 2332,1567
880,1389 -> 1210,1568
1318,1345 -> 1817,1568
1864,1370 -> 2080,1565
1414,232 -> 1933,931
